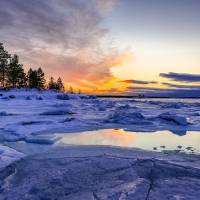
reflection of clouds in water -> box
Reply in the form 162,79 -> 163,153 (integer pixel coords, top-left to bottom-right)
56,129 -> 200,154
57,129 -> 135,147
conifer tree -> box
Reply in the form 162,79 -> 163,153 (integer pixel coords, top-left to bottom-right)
48,77 -> 56,90
28,68 -> 34,88
27,68 -> 38,89
28,67 -> 46,90
0,43 -> 67,92
0,43 -> 10,87
56,77 -> 65,92
7,54 -> 26,88
18,71 -> 27,88
69,86 -> 74,94
37,67 -> 46,89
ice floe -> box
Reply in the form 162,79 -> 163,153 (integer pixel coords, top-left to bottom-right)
0,145 -> 25,170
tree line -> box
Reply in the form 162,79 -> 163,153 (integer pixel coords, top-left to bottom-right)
0,43 -> 65,92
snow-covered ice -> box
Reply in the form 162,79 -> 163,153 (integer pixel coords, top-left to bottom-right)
0,146 -> 200,200
0,89 -> 200,199
0,144 -> 25,170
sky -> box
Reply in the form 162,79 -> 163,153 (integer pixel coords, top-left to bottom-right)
0,0 -> 200,96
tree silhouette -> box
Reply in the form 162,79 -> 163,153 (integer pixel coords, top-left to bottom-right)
69,86 -> 74,94
48,77 -> 56,90
7,54 -> 26,88
37,67 -> 46,89
28,67 -> 46,90
28,68 -> 36,88
0,43 -> 68,93
0,43 -> 10,87
56,77 -> 65,92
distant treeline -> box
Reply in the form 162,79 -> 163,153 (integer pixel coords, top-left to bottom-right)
0,43 -> 65,92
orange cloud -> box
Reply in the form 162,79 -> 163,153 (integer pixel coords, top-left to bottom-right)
2,0 -> 134,94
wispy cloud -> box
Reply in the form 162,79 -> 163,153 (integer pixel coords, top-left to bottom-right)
0,0 -> 130,92
160,72 -> 200,83
127,86 -> 200,98
162,82 -> 200,89
123,80 -> 157,85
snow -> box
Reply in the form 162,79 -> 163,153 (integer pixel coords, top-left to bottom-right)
0,146 -> 200,200
105,110 -> 152,125
158,112 -> 189,126
0,89 -> 200,143
0,144 -> 25,170
40,109 -> 74,116
0,89 -> 200,199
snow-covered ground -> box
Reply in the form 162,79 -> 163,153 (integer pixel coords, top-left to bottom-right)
0,89 -> 200,199
1,89 -> 200,142
1,146 -> 200,200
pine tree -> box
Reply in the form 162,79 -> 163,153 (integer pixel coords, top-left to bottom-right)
37,67 -> 46,89
69,86 -> 74,94
28,67 -> 46,90
27,68 -> 38,89
28,68 -> 34,88
56,77 -> 65,92
18,70 -> 27,88
7,54 -> 26,88
0,43 -> 10,88
48,77 -> 56,90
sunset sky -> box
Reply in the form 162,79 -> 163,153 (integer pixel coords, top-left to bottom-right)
0,0 -> 200,96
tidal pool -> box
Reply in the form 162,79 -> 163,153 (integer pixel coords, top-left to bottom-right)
55,129 -> 200,154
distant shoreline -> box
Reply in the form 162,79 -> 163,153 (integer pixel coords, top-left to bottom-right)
96,95 -> 200,99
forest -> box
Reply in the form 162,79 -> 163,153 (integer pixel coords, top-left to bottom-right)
0,43 -> 65,92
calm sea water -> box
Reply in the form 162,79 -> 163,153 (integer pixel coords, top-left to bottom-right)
55,129 -> 200,154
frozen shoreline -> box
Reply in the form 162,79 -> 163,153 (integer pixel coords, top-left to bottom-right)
0,89 -> 200,161
0,89 -> 200,199
0,145 -> 200,200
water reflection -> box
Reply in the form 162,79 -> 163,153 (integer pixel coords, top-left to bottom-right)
55,129 -> 200,154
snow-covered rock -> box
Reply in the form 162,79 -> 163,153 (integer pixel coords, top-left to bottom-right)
105,109 -> 152,125
158,112 -> 189,126
0,146 -> 200,200
0,145 -> 25,170
40,109 -> 74,115
161,102 -> 186,109
0,111 -> 13,116
25,135 -> 57,144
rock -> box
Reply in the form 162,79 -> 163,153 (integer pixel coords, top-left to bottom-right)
0,111 -> 12,116
158,112 -> 189,126
62,117 -> 75,122
56,94 -> 69,100
105,110 -> 152,125
161,102 -> 185,109
1,96 -> 9,100
25,135 -> 57,145
40,109 -> 73,115
21,121 -> 47,125
36,96 -> 43,100
0,147 -> 200,200
26,96 -> 32,100
9,95 -> 16,99
0,145 -> 25,170
117,104 -> 131,109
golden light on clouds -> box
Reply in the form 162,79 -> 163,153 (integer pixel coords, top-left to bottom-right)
63,49 -> 134,94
